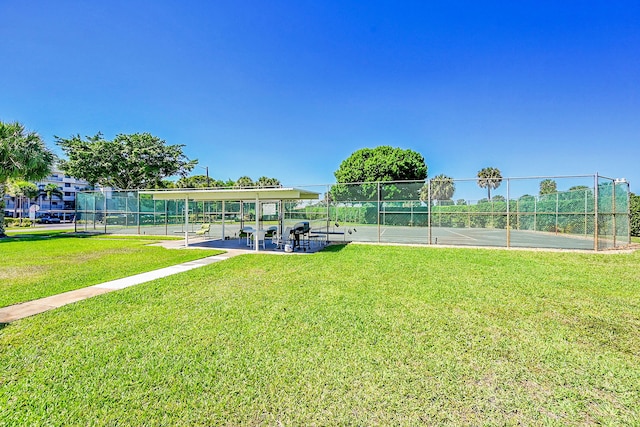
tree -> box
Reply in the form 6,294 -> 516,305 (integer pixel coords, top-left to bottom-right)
256,176 -> 281,188
8,180 -> 39,225
477,167 -> 502,201
569,185 -> 590,192
0,121 -> 55,236
56,132 -> 196,189
177,175 -> 211,188
334,146 -> 427,183
176,175 -> 232,188
157,179 -> 177,189
420,174 -> 455,205
42,183 -> 64,212
332,146 -> 427,201
539,179 -> 557,195
235,176 -> 254,188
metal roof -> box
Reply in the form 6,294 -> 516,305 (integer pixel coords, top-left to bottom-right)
139,187 -> 320,201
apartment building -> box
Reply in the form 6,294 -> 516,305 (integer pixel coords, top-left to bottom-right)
3,168 -> 92,222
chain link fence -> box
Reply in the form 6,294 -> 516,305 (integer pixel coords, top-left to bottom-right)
75,174 -> 630,250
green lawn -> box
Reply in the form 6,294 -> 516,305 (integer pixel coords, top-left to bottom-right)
0,233 -> 218,307
1,244 -> 639,425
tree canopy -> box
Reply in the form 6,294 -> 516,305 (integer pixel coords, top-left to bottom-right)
334,146 -> 427,183
56,132 -> 196,189
0,121 -> 55,184
175,174 -> 280,189
477,167 -> 502,200
256,176 -> 281,188
176,175 -> 231,188
0,121 -> 55,236
332,146 -> 427,201
420,174 -> 455,204
42,183 -> 64,209
539,179 -> 557,195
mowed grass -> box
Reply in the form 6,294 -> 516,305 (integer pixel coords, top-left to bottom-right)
1,245 -> 639,425
0,233 -> 218,307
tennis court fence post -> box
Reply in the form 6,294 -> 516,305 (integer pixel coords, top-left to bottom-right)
594,173 -> 599,251
377,182 -> 381,243
427,179 -> 432,245
612,179 -> 617,248
506,178 -> 510,248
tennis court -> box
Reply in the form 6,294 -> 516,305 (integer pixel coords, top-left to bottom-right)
74,174 -> 630,251
341,224 -> 596,250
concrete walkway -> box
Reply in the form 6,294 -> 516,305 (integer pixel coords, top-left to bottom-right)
0,249 -> 247,323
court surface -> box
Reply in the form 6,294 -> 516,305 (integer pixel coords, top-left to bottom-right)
107,222 -> 598,251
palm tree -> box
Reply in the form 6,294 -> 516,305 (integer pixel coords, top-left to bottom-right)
477,167 -> 502,201
8,180 -> 39,225
235,176 -> 254,188
256,176 -> 281,188
539,179 -> 557,196
0,121 -> 55,236
431,174 -> 455,205
420,174 -> 456,205
43,183 -> 64,212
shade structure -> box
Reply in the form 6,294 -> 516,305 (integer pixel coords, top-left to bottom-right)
139,187 -> 319,202
139,187 -> 320,250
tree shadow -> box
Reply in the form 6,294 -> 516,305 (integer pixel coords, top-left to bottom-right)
320,243 -> 350,253
0,322 -> 8,331
0,231 -> 99,244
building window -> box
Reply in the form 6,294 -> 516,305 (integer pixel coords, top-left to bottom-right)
65,183 -> 71,187
64,192 -> 72,197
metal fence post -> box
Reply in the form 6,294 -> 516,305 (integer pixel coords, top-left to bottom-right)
594,173 -> 599,251
428,179 -> 432,244
103,192 -> 107,234
555,192 -> 559,235
137,191 -> 141,235
584,189 -> 588,238
506,178 -> 510,248
377,182 -> 381,243
612,180 -> 617,248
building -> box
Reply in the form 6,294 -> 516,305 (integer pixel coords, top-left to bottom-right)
3,168 -> 92,222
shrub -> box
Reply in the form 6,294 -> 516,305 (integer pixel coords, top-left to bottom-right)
4,218 -> 33,227
631,193 -> 640,237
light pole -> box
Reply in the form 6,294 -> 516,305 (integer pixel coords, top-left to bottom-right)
198,165 -> 211,188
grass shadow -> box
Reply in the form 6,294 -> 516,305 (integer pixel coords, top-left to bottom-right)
0,322 -> 8,331
320,243 -> 350,253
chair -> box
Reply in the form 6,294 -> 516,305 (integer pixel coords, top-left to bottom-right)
273,227 -> 292,250
195,223 -> 211,239
265,225 -> 278,237
254,229 -> 267,250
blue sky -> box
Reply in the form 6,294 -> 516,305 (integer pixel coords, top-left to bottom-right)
1,1 -> 639,192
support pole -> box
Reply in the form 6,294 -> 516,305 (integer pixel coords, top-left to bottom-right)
555,192 -> 559,235
427,180 -> 432,244
222,200 -> 226,240
377,182 -> 381,243
184,197 -> 189,248
255,197 -> 260,251
584,189 -> 588,238
594,173 -> 599,251
137,191 -> 141,235
104,192 -> 107,234
612,180 -> 617,248
506,178 -> 510,248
